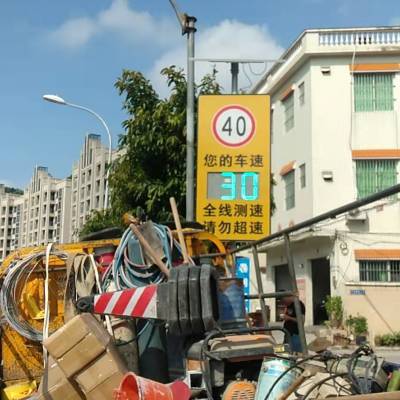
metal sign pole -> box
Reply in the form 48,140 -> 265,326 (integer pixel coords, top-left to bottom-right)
186,16 -> 196,222
230,62 -> 239,94
284,234 -> 308,354
251,245 -> 269,327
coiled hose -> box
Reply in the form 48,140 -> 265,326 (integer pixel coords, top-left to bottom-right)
101,223 -> 189,336
0,250 -> 68,342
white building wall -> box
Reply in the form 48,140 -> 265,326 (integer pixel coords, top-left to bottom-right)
271,61 -> 314,231
254,27 -> 400,334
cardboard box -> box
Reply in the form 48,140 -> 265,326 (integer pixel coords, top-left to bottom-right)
84,372 -> 124,400
43,313 -> 111,377
76,347 -> 127,398
44,313 -> 108,359
57,331 -> 110,377
37,357 -> 83,400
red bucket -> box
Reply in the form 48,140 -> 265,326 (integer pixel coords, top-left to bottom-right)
114,372 -> 190,400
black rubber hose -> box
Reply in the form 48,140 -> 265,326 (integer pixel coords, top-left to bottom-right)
263,355 -> 321,400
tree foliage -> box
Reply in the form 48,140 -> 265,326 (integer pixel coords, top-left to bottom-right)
109,66 -> 221,222
79,209 -> 121,238
5,186 -> 23,195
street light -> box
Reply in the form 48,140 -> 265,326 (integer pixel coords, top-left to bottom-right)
168,0 -> 196,222
42,94 -> 113,210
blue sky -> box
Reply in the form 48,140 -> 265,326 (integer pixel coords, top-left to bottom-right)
0,0 -> 399,188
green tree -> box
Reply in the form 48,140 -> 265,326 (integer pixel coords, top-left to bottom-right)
109,66 -> 221,222
79,209 -> 122,239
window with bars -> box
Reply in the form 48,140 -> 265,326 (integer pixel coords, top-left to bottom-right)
359,260 -> 400,282
355,159 -> 398,199
284,170 -> 295,209
283,92 -> 295,131
354,73 -> 394,112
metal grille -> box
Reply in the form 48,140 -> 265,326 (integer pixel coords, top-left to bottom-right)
390,260 -> 400,282
360,260 -> 400,282
284,92 -> 294,131
356,159 -> 397,199
354,73 -> 394,112
284,171 -> 295,210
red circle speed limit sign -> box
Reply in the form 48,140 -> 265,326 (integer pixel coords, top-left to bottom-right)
212,105 -> 256,147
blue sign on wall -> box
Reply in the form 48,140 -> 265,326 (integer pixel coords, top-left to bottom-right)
235,256 -> 251,312
350,289 -> 366,296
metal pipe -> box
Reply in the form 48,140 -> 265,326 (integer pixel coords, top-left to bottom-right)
335,393 -> 400,400
230,183 -> 400,254
251,245 -> 269,327
284,234 -> 308,355
245,290 -> 294,300
231,62 -> 239,94
186,16 -> 196,222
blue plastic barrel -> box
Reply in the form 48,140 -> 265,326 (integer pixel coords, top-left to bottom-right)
217,278 -> 247,329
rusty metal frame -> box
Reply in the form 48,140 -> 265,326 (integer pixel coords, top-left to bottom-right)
230,183 -> 400,354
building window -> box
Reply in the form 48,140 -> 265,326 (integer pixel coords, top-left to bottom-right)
360,260 -> 400,282
356,159 -> 397,199
284,170 -> 295,210
354,73 -> 394,112
299,82 -> 305,105
300,163 -> 306,188
283,92 -> 294,131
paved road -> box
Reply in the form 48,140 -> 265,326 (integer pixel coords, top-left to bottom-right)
271,328 -> 400,364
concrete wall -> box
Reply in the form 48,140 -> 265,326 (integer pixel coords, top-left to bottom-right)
344,284 -> 400,339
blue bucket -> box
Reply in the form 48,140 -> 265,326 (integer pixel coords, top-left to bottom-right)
217,278 -> 247,329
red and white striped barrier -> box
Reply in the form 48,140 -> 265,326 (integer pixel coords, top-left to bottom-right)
93,285 -> 158,319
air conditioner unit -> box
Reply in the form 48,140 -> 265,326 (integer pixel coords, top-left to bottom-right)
346,209 -> 367,221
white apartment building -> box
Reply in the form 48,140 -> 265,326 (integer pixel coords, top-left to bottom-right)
70,133 -> 116,240
20,166 -> 71,248
0,185 -> 23,261
252,27 -> 400,338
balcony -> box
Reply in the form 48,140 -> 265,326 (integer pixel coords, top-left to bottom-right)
319,29 -> 400,47
256,27 -> 400,93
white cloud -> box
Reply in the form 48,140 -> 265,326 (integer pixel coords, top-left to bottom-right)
48,2 -> 283,94
48,0 -> 177,50
149,20 -> 284,96
49,17 -> 97,49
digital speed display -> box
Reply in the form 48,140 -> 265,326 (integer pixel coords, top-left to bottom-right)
207,172 -> 259,201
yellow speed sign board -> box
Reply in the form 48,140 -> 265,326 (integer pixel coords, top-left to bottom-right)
196,95 -> 270,241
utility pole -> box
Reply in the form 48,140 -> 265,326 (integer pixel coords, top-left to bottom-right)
186,16 -> 196,222
230,62 -> 239,94
169,0 -> 197,222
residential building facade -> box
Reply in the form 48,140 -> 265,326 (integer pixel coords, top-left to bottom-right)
20,166 -> 72,248
0,185 -> 23,261
252,27 -> 400,338
70,133 -> 115,240
0,132 -> 115,262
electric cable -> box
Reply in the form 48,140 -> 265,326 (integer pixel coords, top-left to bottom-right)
101,223 -> 190,338
263,353 -> 330,400
0,250 -> 68,342
301,372 -> 349,399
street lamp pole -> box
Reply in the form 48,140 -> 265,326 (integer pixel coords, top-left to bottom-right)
42,95 -> 112,210
168,0 -> 196,222
186,16 -> 196,222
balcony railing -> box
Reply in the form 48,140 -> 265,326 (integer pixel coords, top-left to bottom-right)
319,29 -> 400,46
